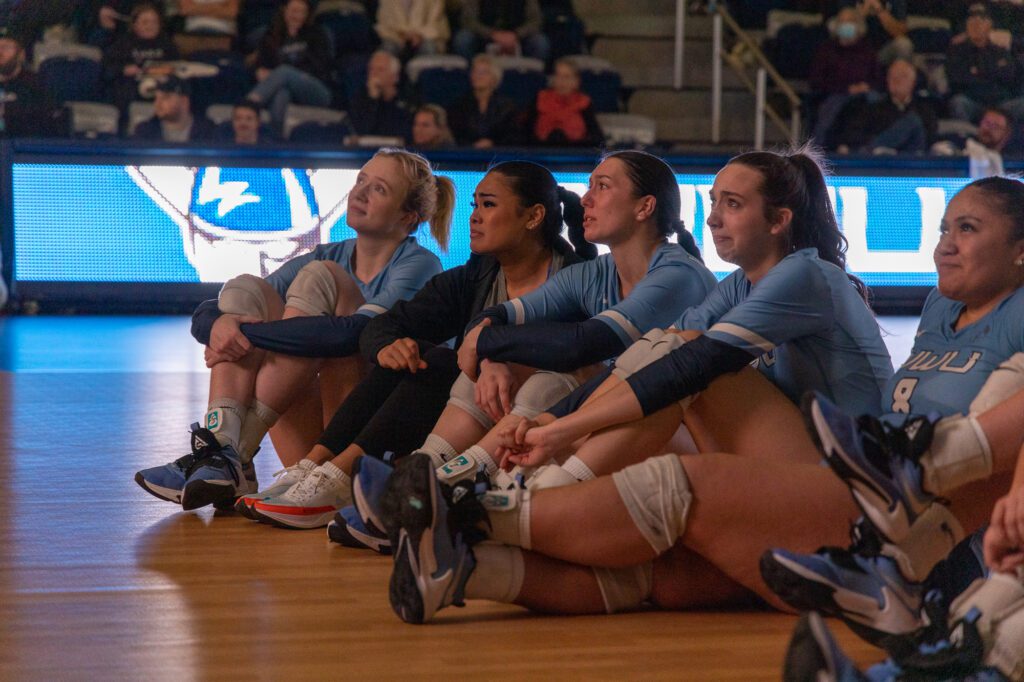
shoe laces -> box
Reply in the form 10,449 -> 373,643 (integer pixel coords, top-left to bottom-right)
289,468 -> 333,502
192,450 -> 240,486
860,414 -> 935,469
272,464 -> 304,485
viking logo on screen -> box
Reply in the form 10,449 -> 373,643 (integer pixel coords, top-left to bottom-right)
126,165 -> 357,281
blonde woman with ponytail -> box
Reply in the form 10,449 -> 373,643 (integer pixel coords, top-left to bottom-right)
135,148 -> 454,514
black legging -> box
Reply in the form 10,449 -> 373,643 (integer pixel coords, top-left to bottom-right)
317,344 -> 460,461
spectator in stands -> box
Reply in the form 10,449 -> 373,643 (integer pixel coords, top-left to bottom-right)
946,2 -> 1024,124
0,26 -> 62,137
527,57 -> 602,147
133,75 -> 217,142
347,50 -> 413,141
376,0 -> 450,59
82,0 -> 165,47
447,53 -> 523,148
452,0 -> 550,63
102,3 -> 178,114
229,100 -> 264,144
410,103 -> 453,147
849,0 -> 912,64
809,6 -> 883,145
247,0 -> 332,132
831,58 -> 938,153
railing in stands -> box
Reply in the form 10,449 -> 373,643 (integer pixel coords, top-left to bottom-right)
709,2 -> 802,149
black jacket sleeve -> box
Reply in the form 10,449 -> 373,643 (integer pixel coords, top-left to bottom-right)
476,317 -> 626,372
239,314 -> 369,358
625,335 -> 756,416
190,298 -> 221,345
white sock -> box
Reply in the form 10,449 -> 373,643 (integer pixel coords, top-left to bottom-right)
237,399 -> 280,463
482,488 -> 531,549
464,543 -> 525,603
204,398 -> 245,450
319,460 -> 352,489
420,433 -> 459,468
561,455 -> 596,481
464,444 -> 498,477
921,414 -> 992,495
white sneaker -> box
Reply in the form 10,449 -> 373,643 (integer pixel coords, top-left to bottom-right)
252,463 -> 351,529
234,459 -> 317,519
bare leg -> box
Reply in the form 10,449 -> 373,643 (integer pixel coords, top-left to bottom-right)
570,404 -> 685,476
649,542 -> 755,610
429,404 -> 491,455
512,551 -> 607,614
975,387 -> 1024,474
330,443 -> 367,475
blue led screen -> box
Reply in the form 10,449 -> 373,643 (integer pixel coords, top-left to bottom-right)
13,162 -> 970,287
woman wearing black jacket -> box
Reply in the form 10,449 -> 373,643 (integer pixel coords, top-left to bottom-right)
102,3 -> 178,115
246,0 -> 333,131
239,161 -> 594,528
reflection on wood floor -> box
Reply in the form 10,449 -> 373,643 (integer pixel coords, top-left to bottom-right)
0,316 -> 902,679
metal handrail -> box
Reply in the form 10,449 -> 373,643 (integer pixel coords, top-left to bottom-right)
710,3 -> 802,148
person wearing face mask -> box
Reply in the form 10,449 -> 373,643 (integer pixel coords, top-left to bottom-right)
0,26 -> 61,137
809,7 -> 883,147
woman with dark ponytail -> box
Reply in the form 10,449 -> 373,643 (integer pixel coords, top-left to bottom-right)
244,160 -> 600,529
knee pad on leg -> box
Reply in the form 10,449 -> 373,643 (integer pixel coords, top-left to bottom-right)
447,372 -> 494,430
612,454 -> 692,555
612,329 -> 686,380
593,562 -> 653,613
218,274 -> 270,319
525,463 -> 579,490
881,502 -> 965,582
970,353 -> 1024,415
285,260 -> 338,316
510,371 -> 580,419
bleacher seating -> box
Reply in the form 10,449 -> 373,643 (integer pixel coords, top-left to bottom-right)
492,56 -> 547,109
406,55 -> 469,110
34,43 -> 104,104
283,103 -> 349,141
595,112 -> 656,146
127,101 -> 155,136
65,102 -> 119,139
565,55 -> 622,113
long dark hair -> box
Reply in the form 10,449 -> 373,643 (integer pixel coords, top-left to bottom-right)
729,146 -> 868,302
487,160 -> 596,259
264,0 -> 313,48
964,176 -> 1024,241
601,150 -> 703,262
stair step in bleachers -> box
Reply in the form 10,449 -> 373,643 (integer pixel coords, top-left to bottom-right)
592,37 -> 745,90
628,88 -> 790,145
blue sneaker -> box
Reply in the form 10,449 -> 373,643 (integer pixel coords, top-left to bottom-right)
181,440 -> 256,511
380,453 -> 477,624
327,505 -> 392,554
805,392 -> 936,544
760,541 -> 923,650
784,612 -> 872,682
350,454 -> 395,549
135,423 -> 222,504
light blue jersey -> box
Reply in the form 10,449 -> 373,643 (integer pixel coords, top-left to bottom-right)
883,287 -> 1024,418
678,248 -> 893,415
265,237 -> 442,318
498,242 -> 717,346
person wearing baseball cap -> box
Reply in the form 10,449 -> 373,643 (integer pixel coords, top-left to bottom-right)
132,74 -> 216,142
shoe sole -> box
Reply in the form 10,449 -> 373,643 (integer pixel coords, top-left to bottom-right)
759,551 -> 916,652
181,479 -> 236,511
352,457 -> 390,539
234,496 -> 259,519
134,473 -> 182,504
806,397 -> 913,544
251,503 -> 336,530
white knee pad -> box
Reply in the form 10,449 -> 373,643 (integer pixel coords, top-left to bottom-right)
510,371 -> 580,419
612,329 -> 686,380
218,273 -> 270,319
285,260 -> 339,316
880,502 -> 965,582
950,572 -> 1024,681
593,562 -> 653,613
447,372 -> 494,430
612,454 -> 692,555
970,353 -> 1024,415
525,463 -> 580,490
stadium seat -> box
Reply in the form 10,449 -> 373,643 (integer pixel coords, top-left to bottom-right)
907,15 -> 952,55
565,55 -> 622,113
761,11 -> 827,81
127,101 -> 155,136
35,43 -> 104,104
65,101 -> 119,139
595,113 -> 656,147
315,3 -> 375,60
493,56 -> 547,110
406,55 -> 469,109
205,104 -> 271,126
187,51 -> 253,114
283,103 -> 350,141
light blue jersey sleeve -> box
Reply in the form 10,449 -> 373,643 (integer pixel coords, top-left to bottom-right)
263,247 -> 324,301
501,260 -> 592,325
357,246 -> 443,318
674,271 -> 743,332
704,249 -> 834,354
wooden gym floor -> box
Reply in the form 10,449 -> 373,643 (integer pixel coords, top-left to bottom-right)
0,316 -> 918,680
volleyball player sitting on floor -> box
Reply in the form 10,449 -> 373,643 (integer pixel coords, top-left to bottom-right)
757,178 -> 1024,672
250,151 -> 717,531
135,148 -> 452,512
231,160 -> 593,528
371,147 -> 906,624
